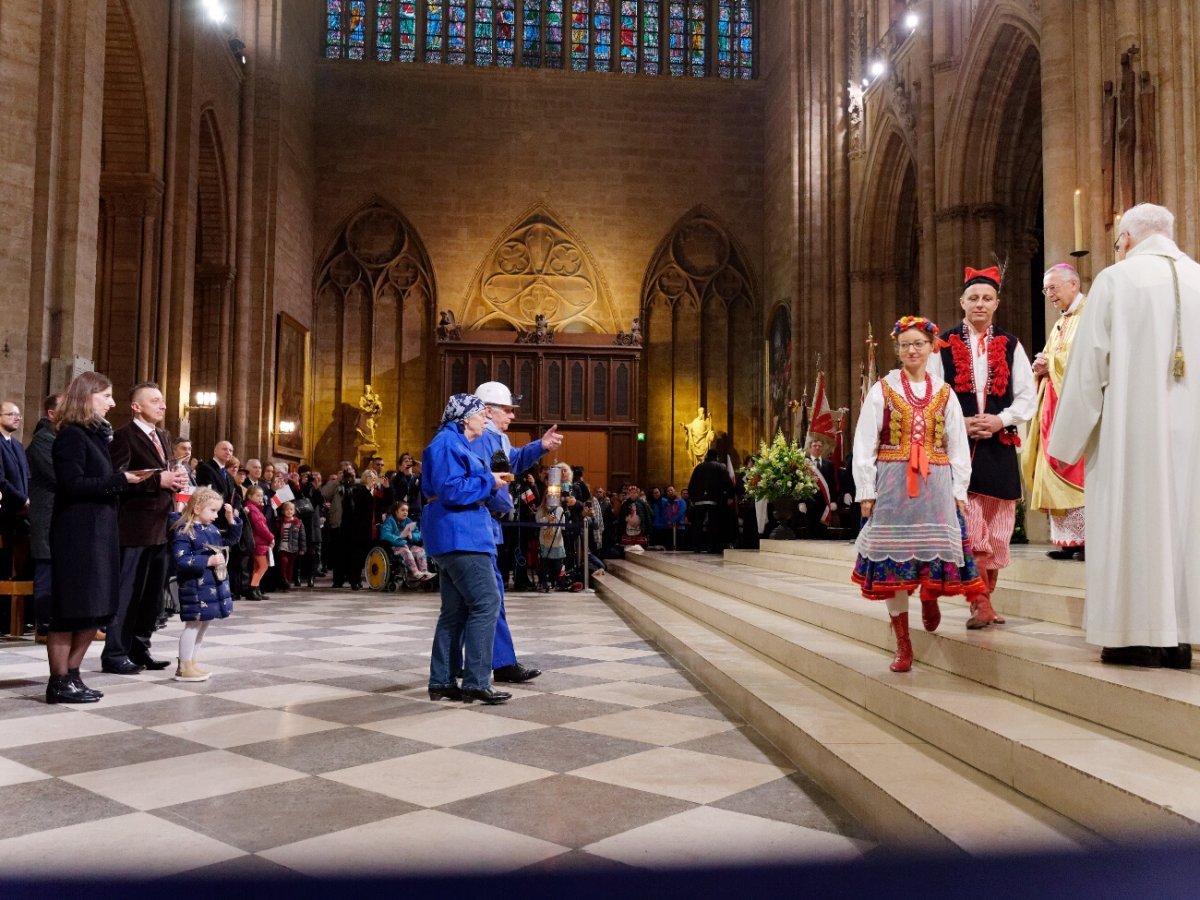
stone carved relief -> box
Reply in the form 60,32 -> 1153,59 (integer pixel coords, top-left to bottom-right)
847,81 -> 865,159
317,205 -> 434,307
888,69 -> 917,150
644,214 -> 753,313
462,206 -> 618,332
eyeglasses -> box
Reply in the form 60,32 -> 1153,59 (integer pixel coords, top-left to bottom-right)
1114,232 -> 1128,252
897,340 -> 930,352
1041,286 -> 1059,296
0,412 -> 19,418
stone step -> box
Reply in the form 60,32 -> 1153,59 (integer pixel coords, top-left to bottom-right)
725,548 -> 1084,629
623,551 -> 1200,761
606,559 -> 1200,843
757,539 -> 1085,591
595,572 -> 1098,854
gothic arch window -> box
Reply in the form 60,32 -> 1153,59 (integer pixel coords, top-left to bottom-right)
324,0 -> 753,77
313,202 -> 437,467
641,208 -> 758,486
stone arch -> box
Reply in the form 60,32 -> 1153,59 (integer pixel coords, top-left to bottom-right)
935,4 -> 1042,347
94,0 -> 161,413
640,206 -> 759,486
460,204 -> 619,333
852,125 -> 920,345
312,200 -> 437,470
189,109 -> 233,457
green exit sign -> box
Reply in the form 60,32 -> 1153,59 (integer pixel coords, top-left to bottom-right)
637,432 -> 645,441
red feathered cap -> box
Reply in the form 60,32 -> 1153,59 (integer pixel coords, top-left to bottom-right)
963,266 -> 1001,291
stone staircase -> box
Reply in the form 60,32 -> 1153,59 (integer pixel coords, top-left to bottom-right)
594,540 -> 1200,855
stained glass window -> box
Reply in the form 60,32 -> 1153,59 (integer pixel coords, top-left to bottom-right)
733,0 -> 752,78
376,1 -> 394,60
398,1 -> 417,60
475,0 -> 494,64
618,2 -> 636,73
347,0 -> 368,60
448,0 -> 468,64
322,0 -> 747,77
687,1 -> 705,76
716,0 -> 750,78
522,0 -> 542,66
642,0 -> 660,75
593,0 -> 612,71
325,0 -> 344,58
571,0 -> 589,72
545,0 -> 564,68
426,0 -> 444,62
667,1 -> 686,76
496,0 -> 517,66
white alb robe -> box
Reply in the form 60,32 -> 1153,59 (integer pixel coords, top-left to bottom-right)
1048,233 -> 1200,647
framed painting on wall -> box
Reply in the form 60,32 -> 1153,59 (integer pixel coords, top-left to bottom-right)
273,312 -> 309,458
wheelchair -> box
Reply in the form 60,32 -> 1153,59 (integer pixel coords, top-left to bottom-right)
363,542 -> 437,592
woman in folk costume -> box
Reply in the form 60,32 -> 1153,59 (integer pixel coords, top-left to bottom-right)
852,317 -> 987,672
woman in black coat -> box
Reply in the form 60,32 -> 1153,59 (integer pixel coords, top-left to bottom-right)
45,372 -> 151,704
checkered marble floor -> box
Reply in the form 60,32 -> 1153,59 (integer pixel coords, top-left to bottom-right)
0,586 -> 874,877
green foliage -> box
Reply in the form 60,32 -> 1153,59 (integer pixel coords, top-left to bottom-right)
742,432 -> 819,502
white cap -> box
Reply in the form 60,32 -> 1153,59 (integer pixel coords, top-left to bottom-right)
474,381 -> 521,408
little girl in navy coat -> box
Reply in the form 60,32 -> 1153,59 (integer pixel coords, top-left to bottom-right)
172,486 -> 242,682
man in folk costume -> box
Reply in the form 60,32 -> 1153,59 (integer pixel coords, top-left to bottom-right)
929,265 -> 1037,628
1049,203 -> 1200,669
1022,264 -> 1087,560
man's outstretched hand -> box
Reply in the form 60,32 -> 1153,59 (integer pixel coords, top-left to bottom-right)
541,424 -> 564,452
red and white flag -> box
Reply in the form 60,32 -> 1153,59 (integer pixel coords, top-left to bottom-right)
270,485 -> 295,509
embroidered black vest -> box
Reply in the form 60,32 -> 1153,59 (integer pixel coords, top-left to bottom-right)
939,323 -> 1022,500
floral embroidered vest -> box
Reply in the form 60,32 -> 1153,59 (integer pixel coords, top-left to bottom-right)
876,380 -> 951,466
939,322 -> 1022,500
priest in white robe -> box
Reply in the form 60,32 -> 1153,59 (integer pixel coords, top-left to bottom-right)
1048,203 -> 1200,669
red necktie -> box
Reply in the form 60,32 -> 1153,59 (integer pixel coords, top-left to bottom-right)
149,429 -> 165,462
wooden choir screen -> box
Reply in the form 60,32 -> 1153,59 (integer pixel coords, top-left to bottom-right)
438,331 -> 640,490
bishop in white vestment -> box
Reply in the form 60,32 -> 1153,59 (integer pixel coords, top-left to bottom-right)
1049,204 -> 1200,666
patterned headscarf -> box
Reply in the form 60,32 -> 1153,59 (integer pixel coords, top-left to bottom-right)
440,393 -> 486,426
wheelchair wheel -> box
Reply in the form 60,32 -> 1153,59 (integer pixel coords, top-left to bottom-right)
364,546 -> 392,591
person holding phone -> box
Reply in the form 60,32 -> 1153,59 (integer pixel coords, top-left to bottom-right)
104,382 -> 189,675
45,372 -> 156,703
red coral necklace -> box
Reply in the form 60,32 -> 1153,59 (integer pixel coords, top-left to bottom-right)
900,372 -> 933,410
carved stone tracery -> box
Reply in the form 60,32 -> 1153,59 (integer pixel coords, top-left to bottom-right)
462,205 -> 618,333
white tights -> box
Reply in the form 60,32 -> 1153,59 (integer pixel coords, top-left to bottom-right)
885,591 -> 910,618
179,620 -> 212,661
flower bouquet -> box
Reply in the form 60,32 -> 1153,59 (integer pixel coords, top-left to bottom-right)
742,432 -> 819,502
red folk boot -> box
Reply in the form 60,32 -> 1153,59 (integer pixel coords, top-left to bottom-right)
889,613 -> 913,673
966,592 -> 1003,629
919,587 -> 941,632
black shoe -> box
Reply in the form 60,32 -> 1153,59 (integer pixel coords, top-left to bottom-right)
131,656 -> 171,671
428,684 -> 464,701
1163,644 -> 1193,670
1100,646 -> 1164,667
67,668 -> 103,699
350,582 -> 362,591
46,674 -> 100,704
101,658 -> 146,675
1046,549 -> 1076,560
1073,548 -> 1086,561
493,663 -> 541,683
461,687 -> 512,705
244,589 -> 263,601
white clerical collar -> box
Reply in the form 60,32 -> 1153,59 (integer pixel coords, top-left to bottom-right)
1063,294 -> 1084,316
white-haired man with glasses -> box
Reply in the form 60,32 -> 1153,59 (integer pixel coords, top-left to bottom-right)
1022,263 -> 1087,561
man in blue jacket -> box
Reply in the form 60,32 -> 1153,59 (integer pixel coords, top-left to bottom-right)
473,381 -> 563,683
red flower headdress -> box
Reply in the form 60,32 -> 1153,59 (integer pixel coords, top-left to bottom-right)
892,316 -> 948,349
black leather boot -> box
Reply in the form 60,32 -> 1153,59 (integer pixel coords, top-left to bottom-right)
46,674 -> 100,704
68,668 -> 103,699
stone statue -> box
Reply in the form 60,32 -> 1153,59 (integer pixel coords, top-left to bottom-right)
516,313 -> 554,344
614,315 -> 643,347
436,309 -> 461,341
356,383 -> 382,450
680,407 -> 715,467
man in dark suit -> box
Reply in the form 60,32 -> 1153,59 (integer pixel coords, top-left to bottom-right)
104,383 -> 189,674
0,400 -> 32,634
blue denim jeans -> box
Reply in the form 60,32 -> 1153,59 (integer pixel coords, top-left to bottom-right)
430,551 -> 502,691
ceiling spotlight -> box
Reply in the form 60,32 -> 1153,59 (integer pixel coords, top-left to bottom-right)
202,0 -> 227,24
905,11 -> 920,31
870,60 -> 886,78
